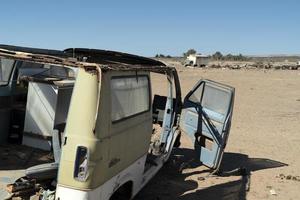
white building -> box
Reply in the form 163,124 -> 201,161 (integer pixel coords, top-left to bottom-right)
185,54 -> 210,67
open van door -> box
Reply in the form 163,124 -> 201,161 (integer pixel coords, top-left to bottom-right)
180,79 -> 234,170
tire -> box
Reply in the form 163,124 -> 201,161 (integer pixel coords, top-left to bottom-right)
109,182 -> 132,200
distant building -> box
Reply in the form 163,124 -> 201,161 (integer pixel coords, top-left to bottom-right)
185,54 -> 210,67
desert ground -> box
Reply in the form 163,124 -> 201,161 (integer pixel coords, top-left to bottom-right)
136,61 -> 300,200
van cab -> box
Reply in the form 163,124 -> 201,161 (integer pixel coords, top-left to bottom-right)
0,45 -> 234,200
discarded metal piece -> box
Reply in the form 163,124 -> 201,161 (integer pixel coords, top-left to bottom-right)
270,188 -> 277,196
215,167 -> 249,177
41,189 -> 55,200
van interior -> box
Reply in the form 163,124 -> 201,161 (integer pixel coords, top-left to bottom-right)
0,58 -> 77,198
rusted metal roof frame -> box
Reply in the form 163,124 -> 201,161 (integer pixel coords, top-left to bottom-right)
0,44 -> 68,58
63,48 -> 166,66
0,48 -> 175,74
0,44 -> 166,66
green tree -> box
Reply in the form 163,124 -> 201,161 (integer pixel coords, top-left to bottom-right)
223,53 -> 247,61
212,51 -> 223,60
225,54 -> 233,60
237,53 -> 245,61
155,54 -> 166,58
183,49 -> 197,57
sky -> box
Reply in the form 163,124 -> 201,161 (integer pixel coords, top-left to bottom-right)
0,0 -> 300,57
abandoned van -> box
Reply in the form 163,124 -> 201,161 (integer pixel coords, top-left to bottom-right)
0,45 -> 235,200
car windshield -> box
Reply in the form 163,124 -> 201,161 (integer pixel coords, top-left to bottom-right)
0,58 -> 15,86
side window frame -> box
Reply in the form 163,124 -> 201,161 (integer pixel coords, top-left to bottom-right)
111,75 -> 151,124
0,58 -> 16,87
185,80 -> 205,106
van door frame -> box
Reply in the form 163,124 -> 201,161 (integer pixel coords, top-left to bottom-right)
157,70 -> 182,155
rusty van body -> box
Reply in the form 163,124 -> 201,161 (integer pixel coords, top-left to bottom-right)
0,45 -> 234,200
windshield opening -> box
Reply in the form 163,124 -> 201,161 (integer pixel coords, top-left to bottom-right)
18,62 -> 77,80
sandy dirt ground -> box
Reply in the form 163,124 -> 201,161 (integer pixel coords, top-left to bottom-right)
135,64 -> 300,199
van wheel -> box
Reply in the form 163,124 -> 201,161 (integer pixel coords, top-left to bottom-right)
109,182 -> 132,200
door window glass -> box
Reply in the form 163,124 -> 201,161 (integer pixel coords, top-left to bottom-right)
188,83 -> 231,115
201,85 -> 231,115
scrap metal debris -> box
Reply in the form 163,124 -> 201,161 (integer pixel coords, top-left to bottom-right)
41,189 -> 55,200
6,178 -> 40,199
266,186 -> 277,196
269,188 -> 277,196
276,174 -> 300,181
215,167 -> 249,177
150,124 -> 163,155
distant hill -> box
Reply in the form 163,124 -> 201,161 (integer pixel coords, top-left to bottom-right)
247,55 -> 300,62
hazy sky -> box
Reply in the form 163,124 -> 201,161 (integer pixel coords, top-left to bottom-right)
0,0 -> 299,56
